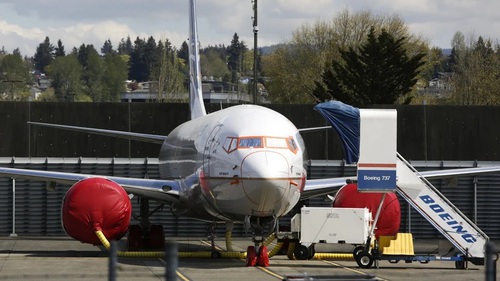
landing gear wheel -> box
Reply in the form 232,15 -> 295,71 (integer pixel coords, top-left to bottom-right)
356,251 -> 374,269
148,224 -> 165,250
455,260 -> 466,269
257,245 -> 270,267
294,244 -> 310,260
308,245 -> 316,259
211,251 -> 221,259
246,246 -> 257,266
127,225 -> 145,251
352,246 -> 365,259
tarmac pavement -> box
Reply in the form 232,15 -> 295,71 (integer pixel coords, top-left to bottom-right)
0,236 -> 498,281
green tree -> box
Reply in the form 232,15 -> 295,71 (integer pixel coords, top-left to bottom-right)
227,33 -> 248,86
33,36 -> 54,72
102,53 -> 128,101
129,37 -> 151,81
0,54 -> 31,100
200,48 -> 230,79
118,36 -> 133,55
150,39 -> 185,102
449,33 -> 500,105
12,48 -> 22,58
178,41 -> 189,63
48,55 -> 85,102
312,27 -> 425,106
263,9 -> 427,103
101,39 -> 114,55
54,39 -> 66,57
83,46 -> 105,102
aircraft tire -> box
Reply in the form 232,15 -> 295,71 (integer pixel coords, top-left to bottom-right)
246,246 -> 257,266
352,246 -> 365,259
356,251 -> 374,269
294,244 -> 310,260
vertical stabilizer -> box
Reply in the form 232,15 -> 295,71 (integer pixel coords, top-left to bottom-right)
188,0 -> 207,119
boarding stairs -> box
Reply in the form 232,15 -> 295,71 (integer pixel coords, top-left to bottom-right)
396,153 -> 488,262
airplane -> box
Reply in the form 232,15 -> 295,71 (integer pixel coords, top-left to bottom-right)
1,0 -> 500,268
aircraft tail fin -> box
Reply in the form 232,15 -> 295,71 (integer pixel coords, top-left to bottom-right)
188,0 -> 207,119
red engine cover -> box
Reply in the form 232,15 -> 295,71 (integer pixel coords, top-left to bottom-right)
332,183 -> 400,237
62,178 -> 132,245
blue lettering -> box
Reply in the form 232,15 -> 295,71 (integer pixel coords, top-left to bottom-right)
463,234 -> 477,243
439,213 -> 453,221
420,194 -> 474,244
451,225 -> 467,234
420,195 -> 435,204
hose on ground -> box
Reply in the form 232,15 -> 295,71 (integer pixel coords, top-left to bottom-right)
96,230 -> 276,259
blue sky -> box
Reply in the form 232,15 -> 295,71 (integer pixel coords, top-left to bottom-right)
0,0 -> 499,56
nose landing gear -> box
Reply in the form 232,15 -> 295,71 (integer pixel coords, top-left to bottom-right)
246,239 -> 270,267
245,220 -> 271,267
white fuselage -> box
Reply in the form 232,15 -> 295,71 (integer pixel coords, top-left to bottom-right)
159,105 -> 307,223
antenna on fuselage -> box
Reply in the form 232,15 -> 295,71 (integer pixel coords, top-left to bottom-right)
188,0 -> 207,119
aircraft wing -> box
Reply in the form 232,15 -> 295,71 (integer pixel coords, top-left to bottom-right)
418,166 -> 500,179
0,167 -> 181,204
29,122 -> 167,144
302,165 -> 500,200
302,177 -> 353,200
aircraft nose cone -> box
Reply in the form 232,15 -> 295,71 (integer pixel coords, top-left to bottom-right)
241,151 -> 289,179
240,151 -> 291,215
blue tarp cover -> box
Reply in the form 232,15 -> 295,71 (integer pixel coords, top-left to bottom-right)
314,101 -> 360,164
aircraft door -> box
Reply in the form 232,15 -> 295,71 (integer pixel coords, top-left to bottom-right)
203,124 -> 223,176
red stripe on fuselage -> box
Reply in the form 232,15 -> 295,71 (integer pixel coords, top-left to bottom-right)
358,163 -> 397,168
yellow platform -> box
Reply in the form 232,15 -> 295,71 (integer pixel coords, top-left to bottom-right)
378,233 -> 414,255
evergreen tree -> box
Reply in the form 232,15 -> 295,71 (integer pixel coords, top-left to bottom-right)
118,36 -> 133,55
12,48 -> 22,58
33,36 -> 54,72
77,44 -> 100,68
228,33 -> 241,72
227,33 -> 248,87
144,36 -> 158,80
129,37 -> 157,82
54,39 -> 66,57
312,27 -> 425,106
101,39 -> 114,55
178,41 -> 189,63
129,37 -> 146,81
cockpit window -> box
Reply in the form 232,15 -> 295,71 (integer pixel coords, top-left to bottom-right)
222,137 -> 238,153
287,138 -> 298,153
266,137 -> 288,148
223,136 -> 298,154
238,137 -> 263,148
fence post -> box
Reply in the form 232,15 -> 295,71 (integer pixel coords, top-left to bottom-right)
165,240 -> 178,281
10,178 -> 17,237
108,240 -> 117,281
485,241 -> 497,281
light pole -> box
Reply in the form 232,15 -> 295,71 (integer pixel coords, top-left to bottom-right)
252,0 -> 258,104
